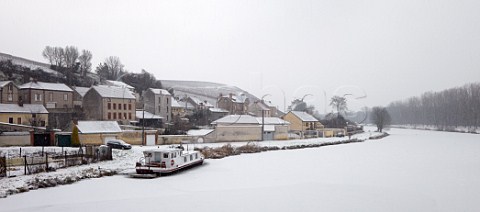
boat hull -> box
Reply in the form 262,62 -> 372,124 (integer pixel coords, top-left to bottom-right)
133,158 -> 204,178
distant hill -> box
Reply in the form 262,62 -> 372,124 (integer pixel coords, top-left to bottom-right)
161,80 -> 259,105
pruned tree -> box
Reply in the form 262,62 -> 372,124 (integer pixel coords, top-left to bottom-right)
78,49 -> 93,76
371,106 -> 391,132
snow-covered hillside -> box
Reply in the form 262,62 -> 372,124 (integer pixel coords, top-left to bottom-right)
1,128 -> 479,211
161,80 -> 260,104
0,52 -> 59,75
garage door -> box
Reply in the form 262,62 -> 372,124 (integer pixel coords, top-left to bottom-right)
146,135 -> 156,146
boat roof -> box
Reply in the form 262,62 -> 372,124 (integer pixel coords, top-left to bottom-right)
144,148 -> 198,154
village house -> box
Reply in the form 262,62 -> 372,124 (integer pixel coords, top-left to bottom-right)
217,93 -> 249,115
0,81 -> 20,104
19,81 -> 74,110
248,100 -> 271,117
282,111 -> 324,138
83,85 -> 136,125
171,98 -> 185,117
143,88 -> 172,123
72,86 -> 90,109
0,103 -> 48,126
208,107 -> 229,122
187,96 -> 214,110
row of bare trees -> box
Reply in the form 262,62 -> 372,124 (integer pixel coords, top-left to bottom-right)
42,46 -> 92,76
387,82 -> 480,130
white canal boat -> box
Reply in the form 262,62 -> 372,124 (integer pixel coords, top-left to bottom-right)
132,146 -> 204,178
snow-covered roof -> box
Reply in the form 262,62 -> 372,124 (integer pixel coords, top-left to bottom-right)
189,96 -> 214,107
0,81 -> 13,88
289,111 -> 319,122
250,101 -> 270,111
92,85 -> 136,99
76,121 -> 122,134
74,86 -> 91,97
105,80 -> 134,89
187,129 -> 214,136
222,94 -> 248,103
135,110 -> 163,119
257,117 -> 290,125
209,108 -> 229,113
171,99 -> 182,108
0,104 -> 48,114
149,88 -> 171,96
19,81 -> 73,92
211,115 -> 260,125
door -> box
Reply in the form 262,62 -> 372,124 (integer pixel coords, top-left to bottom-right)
146,135 -> 156,146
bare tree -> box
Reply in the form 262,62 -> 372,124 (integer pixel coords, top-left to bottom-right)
330,96 -> 347,115
371,106 -> 391,132
78,49 -> 93,76
63,46 -> 79,68
95,56 -> 126,80
42,46 -> 56,65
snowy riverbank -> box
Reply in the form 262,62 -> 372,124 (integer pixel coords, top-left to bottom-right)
0,130 -> 383,198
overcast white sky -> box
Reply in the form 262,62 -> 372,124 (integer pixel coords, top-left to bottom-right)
1,0 -> 479,112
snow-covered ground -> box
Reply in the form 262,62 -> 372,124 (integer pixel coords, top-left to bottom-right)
1,128 -> 479,211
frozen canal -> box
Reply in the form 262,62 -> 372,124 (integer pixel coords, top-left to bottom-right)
1,128 -> 479,212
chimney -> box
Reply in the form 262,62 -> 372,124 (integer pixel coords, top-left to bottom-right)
229,93 -> 233,99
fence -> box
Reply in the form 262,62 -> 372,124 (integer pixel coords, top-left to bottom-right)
0,146 -> 112,178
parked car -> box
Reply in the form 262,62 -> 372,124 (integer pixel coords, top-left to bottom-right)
106,139 -> 132,150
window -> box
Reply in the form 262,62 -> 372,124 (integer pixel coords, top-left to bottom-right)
35,93 -> 42,101
195,153 -> 198,159
118,113 -> 121,119
167,107 -> 169,113
129,113 -> 132,119
123,113 -> 127,119
118,103 -> 121,110
8,117 -> 13,124
17,117 -> 21,124
113,103 -> 116,110
184,157 -> 187,162
108,103 -> 111,110
64,94 -> 68,101
124,104 -> 127,110
167,98 -> 169,104
7,94 -> 13,101
7,84 -> 12,91
158,106 -> 161,112
128,104 -> 132,110
163,153 -> 169,158
40,121 -> 45,126
190,155 -> 193,161
108,113 -> 111,119
48,93 -> 53,101
113,113 -> 117,119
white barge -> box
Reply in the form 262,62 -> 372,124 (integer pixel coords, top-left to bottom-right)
133,147 -> 204,178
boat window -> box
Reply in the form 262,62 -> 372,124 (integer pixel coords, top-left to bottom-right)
184,157 -> 187,162
190,155 -> 193,161
155,153 -> 161,161
171,153 -> 175,158
163,153 -> 169,158
195,153 -> 198,159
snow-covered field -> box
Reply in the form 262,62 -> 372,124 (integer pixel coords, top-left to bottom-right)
1,128 -> 479,211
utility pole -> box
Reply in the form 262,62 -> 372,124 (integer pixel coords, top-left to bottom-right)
261,108 -> 265,141
142,99 -> 145,146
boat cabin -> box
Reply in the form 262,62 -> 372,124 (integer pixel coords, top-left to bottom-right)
143,148 -> 201,169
